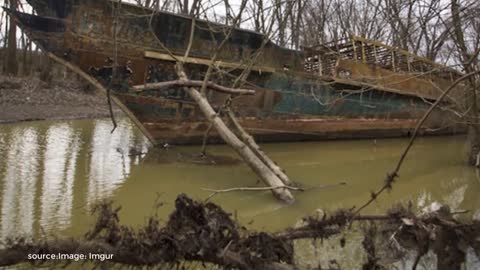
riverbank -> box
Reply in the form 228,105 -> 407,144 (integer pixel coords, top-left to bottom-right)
0,75 -> 122,123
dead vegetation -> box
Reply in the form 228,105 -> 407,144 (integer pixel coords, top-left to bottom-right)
0,194 -> 478,269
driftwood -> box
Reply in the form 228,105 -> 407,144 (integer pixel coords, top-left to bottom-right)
175,63 -> 295,203
133,80 -> 256,95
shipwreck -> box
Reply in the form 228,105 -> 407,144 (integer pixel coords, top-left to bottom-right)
6,0 -> 465,145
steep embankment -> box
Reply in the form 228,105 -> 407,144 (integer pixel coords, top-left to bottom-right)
0,75 -> 122,123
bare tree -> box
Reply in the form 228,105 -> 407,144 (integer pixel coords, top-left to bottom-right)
450,0 -> 480,166
5,0 -> 18,75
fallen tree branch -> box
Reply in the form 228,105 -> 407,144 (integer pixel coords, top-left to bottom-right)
133,80 -> 256,95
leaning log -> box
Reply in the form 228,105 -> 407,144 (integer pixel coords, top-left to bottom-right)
175,63 -> 295,203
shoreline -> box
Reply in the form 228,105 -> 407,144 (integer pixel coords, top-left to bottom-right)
0,112 -> 117,124
0,75 -> 122,124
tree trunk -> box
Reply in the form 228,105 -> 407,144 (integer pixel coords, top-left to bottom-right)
6,0 -> 18,75
21,32 -> 30,76
2,9 -> 9,74
39,52 -> 53,84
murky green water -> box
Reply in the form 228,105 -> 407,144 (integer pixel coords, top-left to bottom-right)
1,118 -> 480,268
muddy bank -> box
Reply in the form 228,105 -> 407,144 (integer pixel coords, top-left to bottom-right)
0,75 -> 122,123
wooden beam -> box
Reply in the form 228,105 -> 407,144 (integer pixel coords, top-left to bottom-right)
144,51 -> 276,73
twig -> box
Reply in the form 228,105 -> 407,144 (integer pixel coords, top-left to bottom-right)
201,123 -> 214,155
202,182 -> 347,201
219,240 -> 233,258
202,185 -> 302,201
203,186 -> 305,192
107,88 -> 117,133
108,0 -> 120,133
182,17 -> 196,63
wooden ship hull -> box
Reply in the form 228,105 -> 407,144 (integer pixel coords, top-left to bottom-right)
7,0 -> 465,145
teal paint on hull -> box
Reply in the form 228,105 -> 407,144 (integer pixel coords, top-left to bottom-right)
264,73 -> 428,118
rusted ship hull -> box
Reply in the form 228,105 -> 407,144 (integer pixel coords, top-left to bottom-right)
7,0 -> 464,145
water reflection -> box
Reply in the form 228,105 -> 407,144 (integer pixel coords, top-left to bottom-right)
0,119 -> 146,240
40,123 -> 80,231
86,119 -> 136,209
1,127 -> 40,239
443,183 -> 468,210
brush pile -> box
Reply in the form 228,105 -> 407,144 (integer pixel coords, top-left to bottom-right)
0,195 -> 479,269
